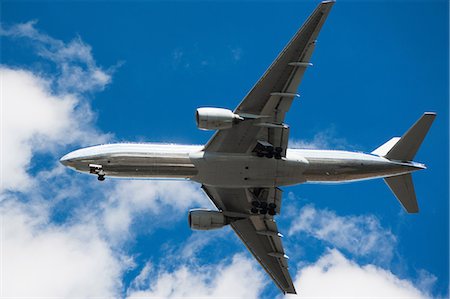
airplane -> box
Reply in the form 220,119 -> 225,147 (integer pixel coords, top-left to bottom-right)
60,1 -> 436,294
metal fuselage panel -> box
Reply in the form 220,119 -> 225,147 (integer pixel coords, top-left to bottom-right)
60,143 -> 422,186
61,143 -> 201,179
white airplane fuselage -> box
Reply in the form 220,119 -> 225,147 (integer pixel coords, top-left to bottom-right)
60,143 -> 424,188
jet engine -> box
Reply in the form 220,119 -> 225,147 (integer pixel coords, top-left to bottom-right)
188,209 -> 229,230
195,108 -> 242,130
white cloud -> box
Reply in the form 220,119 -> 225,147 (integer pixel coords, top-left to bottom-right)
101,180 -> 210,244
289,127 -> 351,150
414,269 -> 438,297
0,67 -> 109,192
289,249 -> 428,298
288,205 -> 396,264
127,254 -> 265,298
0,200 -> 127,297
0,174 -> 220,297
179,231 -> 221,260
1,20 -> 113,93
0,21 -> 127,297
130,261 -> 153,290
1,21 -> 218,295
0,21 -> 112,192
230,46 -> 243,62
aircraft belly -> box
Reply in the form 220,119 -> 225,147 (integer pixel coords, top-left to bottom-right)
302,157 -> 414,182
189,152 -> 308,187
71,153 -> 198,178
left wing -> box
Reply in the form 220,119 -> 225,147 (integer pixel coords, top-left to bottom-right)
202,185 -> 296,294
204,1 -> 334,157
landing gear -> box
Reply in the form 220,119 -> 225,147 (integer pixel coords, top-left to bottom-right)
274,147 -> 282,160
89,164 -> 106,182
250,200 -> 277,215
268,203 -> 277,215
253,140 -> 283,160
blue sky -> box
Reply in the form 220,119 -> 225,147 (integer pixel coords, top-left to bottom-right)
1,0 -> 448,298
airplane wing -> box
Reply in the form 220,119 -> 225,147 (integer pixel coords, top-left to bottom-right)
204,1 -> 334,156
199,2 -> 334,293
202,185 -> 296,294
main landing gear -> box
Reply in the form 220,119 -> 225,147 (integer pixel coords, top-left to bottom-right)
254,140 -> 282,160
89,164 -> 105,181
251,201 -> 277,216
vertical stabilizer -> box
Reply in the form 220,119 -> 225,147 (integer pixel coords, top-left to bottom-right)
384,112 -> 436,161
372,137 -> 400,157
384,174 -> 418,213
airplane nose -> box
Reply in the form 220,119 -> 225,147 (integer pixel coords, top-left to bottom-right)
59,154 -> 71,166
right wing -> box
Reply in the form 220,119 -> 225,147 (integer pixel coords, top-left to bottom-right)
204,1 -> 334,156
202,185 -> 296,294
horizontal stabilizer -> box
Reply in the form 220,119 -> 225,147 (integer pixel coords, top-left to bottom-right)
385,112 -> 436,161
384,174 -> 418,213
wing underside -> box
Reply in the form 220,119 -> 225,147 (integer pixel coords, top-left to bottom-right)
202,185 -> 296,294
204,1 -> 334,156
232,219 -> 295,294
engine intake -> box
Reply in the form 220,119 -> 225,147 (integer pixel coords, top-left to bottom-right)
195,108 -> 242,130
188,209 -> 229,230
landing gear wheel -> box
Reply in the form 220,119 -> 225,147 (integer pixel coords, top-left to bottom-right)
251,207 -> 259,214
275,147 -> 283,153
259,202 -> 268,209
265,153 -> 273,159
260,208 -> 268,215
98,175 -> 105,181
268,203 -> 277,209
268,208 -> 276,216
257,152 -> 265,157
274,153 -> 282,160
251,201 -> 260,208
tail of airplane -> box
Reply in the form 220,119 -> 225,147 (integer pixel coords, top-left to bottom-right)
371,112 -> 436,213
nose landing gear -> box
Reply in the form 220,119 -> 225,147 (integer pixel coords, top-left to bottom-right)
89,164 -> 106,181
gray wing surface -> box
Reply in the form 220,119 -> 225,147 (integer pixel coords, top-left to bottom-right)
199,1 -> 335,294
204,1 -> 334,155
202,186 -> 296,294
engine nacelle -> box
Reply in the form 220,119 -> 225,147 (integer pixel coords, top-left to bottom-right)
195,108 -> 241,130
188,209 -> 229,230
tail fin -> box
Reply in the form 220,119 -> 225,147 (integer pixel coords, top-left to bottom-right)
371,137 -> 401,157
384,112 -> 436,161
372,112 -> 436,213
384,174 -> 418,213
